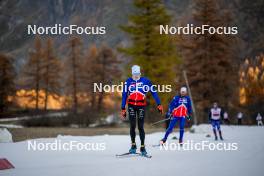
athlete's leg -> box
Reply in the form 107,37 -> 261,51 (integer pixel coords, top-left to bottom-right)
211,120 -> 218,140
128,105 -> 136,144
216,120 -> 223,140
162,118 -> 178,142
137,106 -> 145,145
179,117 -> 186,143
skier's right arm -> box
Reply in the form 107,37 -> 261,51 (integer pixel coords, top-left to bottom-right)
121,79 -> 129,119
208,110 -> 212,123
121,79 -> 129,110
166,96 -> 176,118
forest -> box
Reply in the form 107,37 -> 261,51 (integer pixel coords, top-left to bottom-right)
0,0 -> 263,126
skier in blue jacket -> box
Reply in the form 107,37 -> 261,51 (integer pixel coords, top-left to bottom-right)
160,86 -> 192,145
121,65 -> 163,155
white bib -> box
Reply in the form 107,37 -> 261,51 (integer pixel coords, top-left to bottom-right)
211,108 -> 221,120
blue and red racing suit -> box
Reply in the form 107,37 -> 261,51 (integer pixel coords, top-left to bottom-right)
121,77 -> 161,146
121,77 -> 161,109
162,95 -> 192,143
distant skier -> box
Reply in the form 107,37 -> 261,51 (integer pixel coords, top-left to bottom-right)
256,113 -> 263,126
209,102 -> 224,140
160,86 -> 192,145
223,111 -> 230,125
121,65 -> 163,156
237,112 -> 243,125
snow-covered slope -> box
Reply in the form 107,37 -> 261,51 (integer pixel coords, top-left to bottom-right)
0,128 -> 13,142
0,125 -> 263,176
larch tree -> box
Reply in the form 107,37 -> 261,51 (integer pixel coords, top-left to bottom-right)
0,53 -> 16,113
42,38 -> 62,110
82,44 -> 100,110
65,37 -> 83,114
22,36 -> 43,111
239,54 -> 264,118
96,44 -> 121,111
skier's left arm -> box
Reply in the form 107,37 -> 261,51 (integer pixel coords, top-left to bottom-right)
208,110 -> 212,123
147,79 -> 161,105
147,79 -> 163,113
187,96 -> 193,120
220,108 -> 224,121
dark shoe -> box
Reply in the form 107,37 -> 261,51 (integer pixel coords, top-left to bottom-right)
219,131 -> 223,140
179,139 -> 183,147
213,129 -> 218,141
129,143 -> 137,154
140,145 -> 147,156
160,139 -> 166,145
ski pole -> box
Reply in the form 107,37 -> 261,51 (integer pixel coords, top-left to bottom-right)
151,115 -> 171,126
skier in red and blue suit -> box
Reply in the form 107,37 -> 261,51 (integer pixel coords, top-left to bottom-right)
121,65 -> 163,155
160,86 -> 192,145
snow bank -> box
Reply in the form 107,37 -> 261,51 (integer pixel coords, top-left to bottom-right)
0,124 -> 23,128
0,125 -> 263,176
0,128 -> 13,143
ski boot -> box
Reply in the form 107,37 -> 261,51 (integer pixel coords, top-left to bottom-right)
179,139 -> 183,147
214,136 -> 218,141
140,145 -> 147,156
213,129 -> 218,141
160,139 -> 166,145
129,143 -> 137,154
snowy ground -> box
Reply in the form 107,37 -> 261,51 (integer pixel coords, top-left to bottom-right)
0,125 -> 263,176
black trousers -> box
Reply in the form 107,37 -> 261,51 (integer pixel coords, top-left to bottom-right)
238,119 -> 242,125
128,105 -> 145,145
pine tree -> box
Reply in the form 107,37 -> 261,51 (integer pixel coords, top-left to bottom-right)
0,53 -> 16,112
22,36 -> 43,111
42,38 -> 62,110
179,0 -> 238,122
119,0 -> 179,107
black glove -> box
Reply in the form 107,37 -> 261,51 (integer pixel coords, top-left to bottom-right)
186,115 -> 191,121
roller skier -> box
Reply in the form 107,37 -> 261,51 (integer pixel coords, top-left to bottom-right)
160,86 -> 192,145
209,102 -> 224,140
120,65 -> 163,156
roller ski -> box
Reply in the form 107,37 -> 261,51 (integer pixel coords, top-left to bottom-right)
116,152 -> 141,158
152,139 -> 166,147
139,145 -> 152,158
116,143 -> 138,157
116,144 -> 152,158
